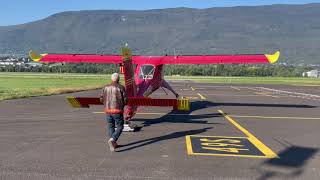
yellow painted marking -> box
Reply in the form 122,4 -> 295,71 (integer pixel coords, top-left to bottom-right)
93,112 -> 320,121
178,98 -> 190,111
185,136 -> 193,155
254,92 -> 279,98
202,147 -> 249,153
189,135 -> 249,138
254,92 -> 271,95
205,94 -> 262,97
190,87 -> 195,91
186,96 -> 199,100
66,96 -> 81,108
186,135 -> 274,158
197,93 -> 206,100
184,152 -> 271,158
218,110 -> 278,158
230,115 -> 320,120
230,86 -> 241,91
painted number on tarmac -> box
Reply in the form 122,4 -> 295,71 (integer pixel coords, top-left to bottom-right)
186,136 -> 268,158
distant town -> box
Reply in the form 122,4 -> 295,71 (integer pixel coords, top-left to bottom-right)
0,55 -> 42,68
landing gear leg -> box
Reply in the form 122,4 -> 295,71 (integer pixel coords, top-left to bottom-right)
161,80 -> 180,99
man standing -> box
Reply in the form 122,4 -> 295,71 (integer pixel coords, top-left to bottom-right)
100,73 -> 128,152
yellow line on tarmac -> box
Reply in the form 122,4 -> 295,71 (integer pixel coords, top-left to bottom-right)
93,112 -> 320,120
190,87 -> 195,91
205,94 -> 262,97
186,96 -> 199,100
230,86 -> 241,90
254,92 -> 279,98
230,115 -> 320,120
185,136 -> 194,155
218,110 -> 278,158
197,93 -> 206,100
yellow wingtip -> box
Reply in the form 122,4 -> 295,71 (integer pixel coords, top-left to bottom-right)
29,50 -> 43,62
265,51 -> 280,64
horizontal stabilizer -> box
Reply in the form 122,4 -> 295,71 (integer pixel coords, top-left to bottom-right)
65,96 -> 190,111
66,97 -> 102,108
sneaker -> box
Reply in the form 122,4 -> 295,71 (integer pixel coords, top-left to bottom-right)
108,138 -> 115,152
113,141 -> 119,148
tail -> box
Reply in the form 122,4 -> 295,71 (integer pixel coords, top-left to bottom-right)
121,46 -> 137,120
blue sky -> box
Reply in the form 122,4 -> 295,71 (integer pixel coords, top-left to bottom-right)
1,0 -> 320,26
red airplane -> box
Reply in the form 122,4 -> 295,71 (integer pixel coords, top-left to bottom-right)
29,47 -> 280,122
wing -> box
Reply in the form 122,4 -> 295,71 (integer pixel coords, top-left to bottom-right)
30,50 -> 280,65
29,50 -> 122,64
132,51 -> 280,65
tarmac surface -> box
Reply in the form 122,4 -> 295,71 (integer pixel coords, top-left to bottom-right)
0,82 -> 320,180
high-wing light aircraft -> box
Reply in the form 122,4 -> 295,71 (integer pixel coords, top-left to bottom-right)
29,47 -> 280,122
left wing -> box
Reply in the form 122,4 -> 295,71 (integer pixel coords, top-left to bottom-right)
29,50 -> 122,64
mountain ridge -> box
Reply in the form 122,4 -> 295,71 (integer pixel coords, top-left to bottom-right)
0,3 -> 320,64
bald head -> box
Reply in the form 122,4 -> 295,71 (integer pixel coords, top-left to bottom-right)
111,73 -> 120,82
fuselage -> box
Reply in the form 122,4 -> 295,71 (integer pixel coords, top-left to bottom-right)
125,63 -> 180,119
134,63 -> 165,97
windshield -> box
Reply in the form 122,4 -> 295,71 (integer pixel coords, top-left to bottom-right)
139,65 -> 155,79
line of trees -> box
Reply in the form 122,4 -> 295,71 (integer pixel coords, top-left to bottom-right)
0,63 -> 312,77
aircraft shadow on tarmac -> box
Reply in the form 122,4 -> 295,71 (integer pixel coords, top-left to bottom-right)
133,112 -> 222,127
257,144 -> 318,180
133,101 -> 227,126
133,100 -> 315,127
126,100 -> 316,152
117,127 -> 212,152
191,100 -> 317,109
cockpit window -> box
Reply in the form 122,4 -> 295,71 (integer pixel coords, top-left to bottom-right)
139,65 -> 155,79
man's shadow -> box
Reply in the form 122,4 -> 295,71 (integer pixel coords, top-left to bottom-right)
117,127 -> 212,152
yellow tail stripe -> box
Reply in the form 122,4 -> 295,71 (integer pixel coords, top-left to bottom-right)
66,96 -> 81,108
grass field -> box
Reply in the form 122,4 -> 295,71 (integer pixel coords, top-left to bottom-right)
1,72 -> 320,100
0,72 -> 110,100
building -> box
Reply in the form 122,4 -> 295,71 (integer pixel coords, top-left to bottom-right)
302,70 -> 320,78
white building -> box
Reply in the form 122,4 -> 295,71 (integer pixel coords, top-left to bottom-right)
303,70 -> 320,78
